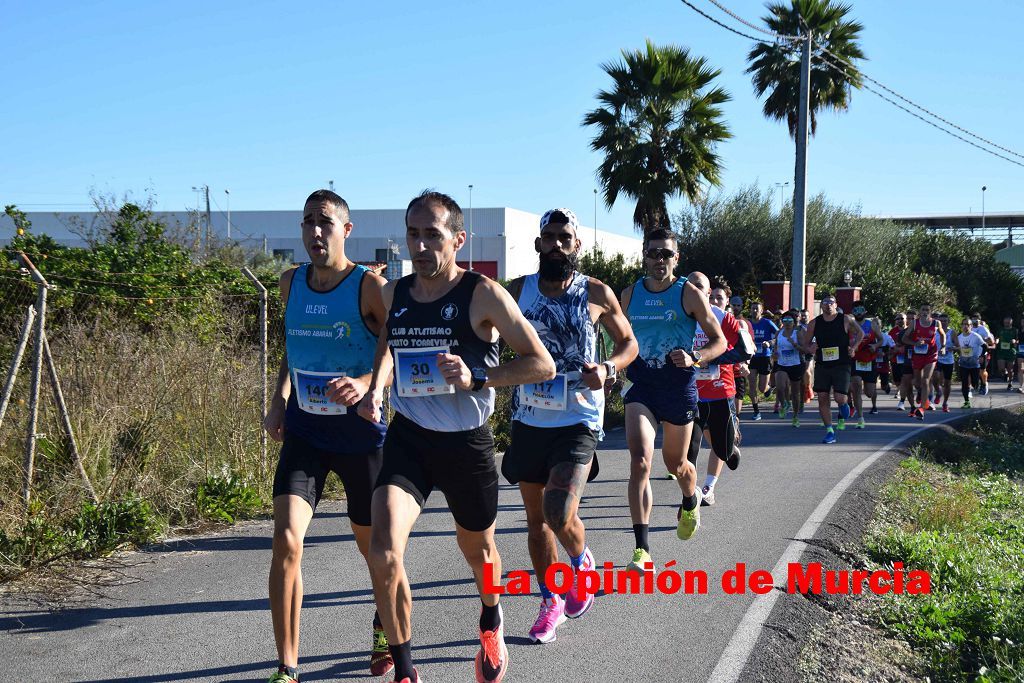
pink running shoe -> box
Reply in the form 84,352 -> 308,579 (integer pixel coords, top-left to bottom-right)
564,548 -> 596,619
475,606 -> 508,683
527,595 -> 566,644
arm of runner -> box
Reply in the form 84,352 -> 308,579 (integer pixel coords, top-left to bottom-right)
326,269 -> 388,407
581,279 -> 638,390
901,325 -> 915,346
439,278 -> 555,390
677,281 -> 725,367
801,319 -> 817,356
847,315 -> 865,357
356,280 -> 397,423
264,268 -> 297,442
711,312 -> 752,365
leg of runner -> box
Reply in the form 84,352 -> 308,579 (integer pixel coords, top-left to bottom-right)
662,421 -> 701,540
849,373 -> 863,423
789,367 -> 804,427
748,367 -> 761,420
941,365 -> 952,412
269,495 -> 314,678
625,403 -> 656,571
541,462 -> 594,620
519,483 -> 565,643
867,374 -> 879,414
774,368 -> 790,419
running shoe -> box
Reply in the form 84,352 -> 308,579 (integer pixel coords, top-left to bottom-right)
764,387 -> 774,398
371,625 -> 395,676
869,407 -> 879,415
837,417 -> 846,431
1017,387 -> 1024,394
391,669 -> 422,683
822,429 -> 837,444
665,471 -> 677,480
942,405 -> 950,413
700,484 -> 715,506
268,672 -> 297,683
913,408 -> 924,421
1009,383 -> 1014,392
856,418 -> 866,429
626,548 -> 653,574
565,548 -> 596,618
752,411 -> 762,421
981,384 -> 989,396
896,400 -> 905,411
475,607 -> 508,683
676,489 -> 702,540
926,402 -> 936,411
792,416 -> 800,428
527,595 -> 566,643
726,446 -> 741,471
963,400 -> 971,409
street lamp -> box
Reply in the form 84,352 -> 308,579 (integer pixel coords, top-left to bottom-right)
593,188 -> 598,249
773,182 -> 790,215
224,189 -> 231,240
468,184 -> 474,271
843,269 -> 853,286
981,186 -> 987,236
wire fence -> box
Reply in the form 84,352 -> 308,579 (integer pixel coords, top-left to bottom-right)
0,256 -> 279,532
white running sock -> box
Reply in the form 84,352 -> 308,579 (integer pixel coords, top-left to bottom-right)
704,475 -> 718,490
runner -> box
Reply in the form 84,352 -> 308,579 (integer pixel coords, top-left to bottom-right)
901,304 -> 946,420
873,316 -> 895,408
799,308 -> 814,407
771,309 -> 808,427
994,316 -> 1018,391
357,190 -> 556,683
848,303 -> 881,429
747,301 -> 778,421
934,312 -> 955,413
620,229 -> 726,573
731,295 -> 753,417
687,274 -> 754,507
957,318 -> 987,408
801,294 -> 863,444
971,312 -> 995,395
889,313 -> 913,411
502,208 -> 638,644
1016,316 -> 1024,393
265,190 -> 392,683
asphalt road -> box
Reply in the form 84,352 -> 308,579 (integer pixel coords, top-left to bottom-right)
3,389 -> 1021,683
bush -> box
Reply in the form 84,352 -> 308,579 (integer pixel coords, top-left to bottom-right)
195,471 -> 263,524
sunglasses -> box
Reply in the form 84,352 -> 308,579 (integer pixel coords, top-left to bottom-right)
822,299 -> 837,305
644,248 -> 677,260
782,317 -> 795,323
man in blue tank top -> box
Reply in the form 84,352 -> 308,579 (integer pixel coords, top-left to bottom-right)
264,190 -> 391,683
503,208 -> 637,644
357,191 -> 555,683
619,229 -> 727,574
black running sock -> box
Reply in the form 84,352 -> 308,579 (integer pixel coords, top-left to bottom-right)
278,664 -> 298,681
682,493 -> 699,511
373,610 -> 382,629
480,601 -> 501,632
389,640 -> 414,681
633,523 -> 650,551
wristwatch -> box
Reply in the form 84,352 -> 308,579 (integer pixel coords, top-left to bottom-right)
690,349 -> 703,366
471,367 -> 488,392
602,360 -> 617,380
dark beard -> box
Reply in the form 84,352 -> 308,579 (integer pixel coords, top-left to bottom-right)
538,251 -> 578,281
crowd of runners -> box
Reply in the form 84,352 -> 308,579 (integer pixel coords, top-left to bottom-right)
263,188 -> 1023,683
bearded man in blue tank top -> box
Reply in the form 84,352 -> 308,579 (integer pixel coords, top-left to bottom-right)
619,229 -> 727,574
357,191 -> 555,683
502,208 -> 638,644
264,190 -> 391,683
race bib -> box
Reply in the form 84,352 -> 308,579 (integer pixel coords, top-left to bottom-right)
695,364 -> 720,381
394,346 -> 454,397
914,342 -> 929,355
896,354 -> 906,364
875,351 -> 885,363
1001,341 -> 1011,350
960,346 -> 973,357
292,369 -> 346,415
780,349 -> 798,364
855,361 -> 872,372
1018,344 -> 1024,354
822,346 -> 839,362
520,374 -> 568,411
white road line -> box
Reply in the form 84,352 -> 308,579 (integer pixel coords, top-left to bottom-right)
707,398 -> 1023,683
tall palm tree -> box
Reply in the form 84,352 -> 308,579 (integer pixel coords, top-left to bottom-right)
583,40 -> 731,236
746,0 -> 865,139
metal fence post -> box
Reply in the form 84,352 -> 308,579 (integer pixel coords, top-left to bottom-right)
19,253 -> 48,508
0,305 -> 36,431
242,268 -> 268,473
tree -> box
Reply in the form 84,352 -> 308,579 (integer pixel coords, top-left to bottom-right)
746,0 -> 865,140
583,40 -> 731,236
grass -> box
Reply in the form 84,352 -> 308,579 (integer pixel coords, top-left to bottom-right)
865,408 -> 1024,681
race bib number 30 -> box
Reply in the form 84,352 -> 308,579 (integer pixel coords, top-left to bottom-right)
520,374 -> 568,410
394,346 -> 454,397
293,369 -> 346,415
822,346 -> 839,362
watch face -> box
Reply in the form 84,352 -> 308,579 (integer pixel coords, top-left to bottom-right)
472,367 -> 486,380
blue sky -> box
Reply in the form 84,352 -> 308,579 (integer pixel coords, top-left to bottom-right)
4,0 -> 1022,237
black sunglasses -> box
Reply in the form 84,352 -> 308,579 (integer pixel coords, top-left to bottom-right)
644,248 -> 677,260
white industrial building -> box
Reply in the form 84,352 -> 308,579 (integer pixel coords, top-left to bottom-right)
3,208 -> 643,281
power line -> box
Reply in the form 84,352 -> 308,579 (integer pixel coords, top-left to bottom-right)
679,0 -> 790,45
703,0 -> 802,40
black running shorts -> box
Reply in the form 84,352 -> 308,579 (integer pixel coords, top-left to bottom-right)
749,356 -> 772,375
813,363 -> 851,396
501,421 -> 599,486
272,434 -> 382,527
376,411 -> 498,532
686,399 -> 738,466
775,363 -> 805,382
937,363 -> 954,381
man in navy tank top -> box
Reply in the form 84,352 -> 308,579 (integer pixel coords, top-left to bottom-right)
357,191 -> 555,683
502,208 -> 638,644
264,190 -> 391,683
619,229 -> 727,574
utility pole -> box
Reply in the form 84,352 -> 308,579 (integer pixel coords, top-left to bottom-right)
204,185 -> 212,253
594,188 -> 598,250
468,184 -> 474,271
790,31 -> 812,311
225,189 -> 231,240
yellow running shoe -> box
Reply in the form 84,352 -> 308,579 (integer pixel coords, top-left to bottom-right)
626,548 -> 653,573
676,489 -> 702,540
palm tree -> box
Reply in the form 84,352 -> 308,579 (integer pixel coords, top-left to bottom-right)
746,0 -> 865,139
583,40 -> 731,236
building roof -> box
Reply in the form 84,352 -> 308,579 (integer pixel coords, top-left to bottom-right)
995,244 -> 1024,268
